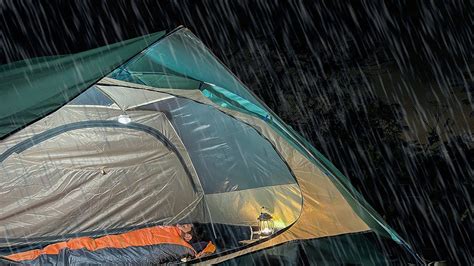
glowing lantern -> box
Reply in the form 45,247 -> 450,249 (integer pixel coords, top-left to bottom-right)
257,207 -> 274,238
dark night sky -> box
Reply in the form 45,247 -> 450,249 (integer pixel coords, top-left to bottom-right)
2,1 -> 472,73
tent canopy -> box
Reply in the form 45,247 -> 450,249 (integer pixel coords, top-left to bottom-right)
0,27 -> 422,264
0,31 -> 166,139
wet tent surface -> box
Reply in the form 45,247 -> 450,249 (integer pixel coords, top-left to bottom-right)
139,97 -> 297,194
2,1 -> 473,265
0,77 -> 306,263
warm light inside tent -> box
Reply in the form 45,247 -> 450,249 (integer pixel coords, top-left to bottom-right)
272,219 -> 286,230
117,114 -> 131,124
257,207 -> 274,238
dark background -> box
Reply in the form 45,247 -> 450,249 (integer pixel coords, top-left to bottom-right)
2,0 -> 473,264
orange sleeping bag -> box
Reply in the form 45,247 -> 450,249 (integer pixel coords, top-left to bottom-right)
7,226 -> 200,264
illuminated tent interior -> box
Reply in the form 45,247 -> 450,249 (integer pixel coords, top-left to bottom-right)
0,27 -> 423,264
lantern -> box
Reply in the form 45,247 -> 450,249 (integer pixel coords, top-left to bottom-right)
257,207 -> 274,238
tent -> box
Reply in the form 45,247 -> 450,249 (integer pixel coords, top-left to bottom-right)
0,26 -> 423,264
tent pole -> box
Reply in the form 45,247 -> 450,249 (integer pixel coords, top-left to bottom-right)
203,197 -> 218,239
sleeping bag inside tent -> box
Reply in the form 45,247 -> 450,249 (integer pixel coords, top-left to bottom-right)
0,27 -> 423,265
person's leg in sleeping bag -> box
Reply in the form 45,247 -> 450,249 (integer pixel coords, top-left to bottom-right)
6,225 -> 198,264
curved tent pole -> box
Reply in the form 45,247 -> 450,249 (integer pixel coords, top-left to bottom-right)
0,121 -> 198,194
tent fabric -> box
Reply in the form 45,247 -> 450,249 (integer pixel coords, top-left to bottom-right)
109,28 -> 264,110
97,84 -> 303,226
0,81 -> 304,247
95,77 -> 420,263
68,86 -> 115,106
0,26 -> 422,264
0,30 -> 166,139
0,105 -> 203,246
203,184 -> 302,227
104,28 -> 403,240
96,78 -> 371,262
132,94 -> 298,194
102,27 -> 420,261
198,83 -> 414,250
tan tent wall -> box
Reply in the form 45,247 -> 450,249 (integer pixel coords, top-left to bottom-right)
204,184 -> 302,228
98,78 -> 370,263
96,82 -> 304,228
0,106 -> 204,246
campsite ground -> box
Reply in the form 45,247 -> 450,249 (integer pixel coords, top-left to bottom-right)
2,1 -> 472,264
